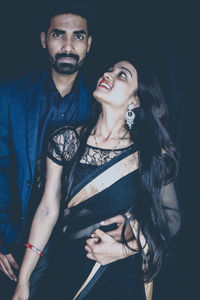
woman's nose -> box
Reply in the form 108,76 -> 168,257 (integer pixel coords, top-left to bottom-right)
103,72 -> 112,81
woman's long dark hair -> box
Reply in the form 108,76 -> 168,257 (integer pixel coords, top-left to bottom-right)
62,59 -> 179,282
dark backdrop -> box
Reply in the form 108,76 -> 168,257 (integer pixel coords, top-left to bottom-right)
0,0 -> 197,299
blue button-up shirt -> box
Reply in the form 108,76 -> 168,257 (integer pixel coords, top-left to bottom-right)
37,72 -> 81,156
26,71 -> 92,225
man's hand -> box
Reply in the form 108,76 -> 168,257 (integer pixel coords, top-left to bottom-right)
85,229 -> 137,265
0,252 -> 19,281
85,217 -> 148,265
101,217 -> 147,253
100,215 -> 133,242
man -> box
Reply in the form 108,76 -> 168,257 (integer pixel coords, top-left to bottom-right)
0,1 -> 139,299
0,1 -> 94,298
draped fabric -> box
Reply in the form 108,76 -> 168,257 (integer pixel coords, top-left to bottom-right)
46,126 -> 180,300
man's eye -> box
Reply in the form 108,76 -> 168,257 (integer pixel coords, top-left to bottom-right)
52,33 -> 62,38
119,72 -> 126,78
74,34 -> 84,40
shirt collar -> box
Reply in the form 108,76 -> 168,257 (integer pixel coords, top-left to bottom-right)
44,69 -> 80,96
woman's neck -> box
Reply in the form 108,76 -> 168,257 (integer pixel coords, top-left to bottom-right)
87,107 -> 132,149
94,109 -> 127,140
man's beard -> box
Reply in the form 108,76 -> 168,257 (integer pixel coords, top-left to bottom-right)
49,52 -> 85,74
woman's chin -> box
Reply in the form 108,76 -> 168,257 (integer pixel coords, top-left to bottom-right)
93,90 -> 105,103
93,89 -> 101,98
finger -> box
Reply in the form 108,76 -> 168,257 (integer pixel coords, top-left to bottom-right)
100,215 -> 125,226
6,254 -> 19,270
108,224 -> 135,242
106,227 -> 122,238
85,245 -> 93,253
86,238 -> 97,247
86,252 -> 96,261
0,257 -> 17,281
90,232 -> 99,238
0,260 -> 14,280
86,237 -> 100,248
90,233 -> 103,242
0,260 -> 11,278
94,229 -> 113,242
88,235 -> 100,244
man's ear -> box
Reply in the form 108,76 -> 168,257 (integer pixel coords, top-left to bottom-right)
87,36 -> 92,53
41,32 -> 47,49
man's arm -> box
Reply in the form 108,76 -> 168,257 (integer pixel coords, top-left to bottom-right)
85,182 -> 181,265
0,82 -> 12,238
0,82 -> 19,280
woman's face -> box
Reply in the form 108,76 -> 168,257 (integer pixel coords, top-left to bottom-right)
93,61 -> 138,108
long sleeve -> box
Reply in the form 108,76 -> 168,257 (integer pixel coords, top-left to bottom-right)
0,81 -> 22,254
161,182 -> 181,236
0,82 -> 13,240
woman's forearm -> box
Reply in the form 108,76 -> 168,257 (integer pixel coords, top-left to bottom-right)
18,195 -> 60,282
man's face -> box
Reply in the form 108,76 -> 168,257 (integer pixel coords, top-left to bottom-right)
41,13 -> 92,74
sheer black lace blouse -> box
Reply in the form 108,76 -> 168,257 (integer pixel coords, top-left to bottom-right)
47,126 -> 181,236
47,126 -> 134,166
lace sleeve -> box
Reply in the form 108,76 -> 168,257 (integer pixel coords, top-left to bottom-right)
47,126 -> 80,165
161,182 -> 181,236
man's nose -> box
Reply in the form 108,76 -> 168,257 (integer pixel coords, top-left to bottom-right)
61,37 -> 74,53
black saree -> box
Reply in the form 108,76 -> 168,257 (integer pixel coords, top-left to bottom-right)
46,126 -> 179,300
57,147 -> 146,300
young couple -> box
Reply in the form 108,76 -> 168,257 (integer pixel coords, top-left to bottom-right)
0,1 -> 180,300
13,57 -> 180,299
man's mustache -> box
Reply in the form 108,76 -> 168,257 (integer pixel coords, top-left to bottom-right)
55,53 -> 79,61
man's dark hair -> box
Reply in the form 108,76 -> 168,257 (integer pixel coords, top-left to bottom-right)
42,0 -> 95,36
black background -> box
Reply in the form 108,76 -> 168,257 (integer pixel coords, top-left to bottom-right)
0,0 -> 197,299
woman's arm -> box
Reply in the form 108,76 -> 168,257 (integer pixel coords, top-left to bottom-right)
12,157 -> 63,300
161,182 -> 181,236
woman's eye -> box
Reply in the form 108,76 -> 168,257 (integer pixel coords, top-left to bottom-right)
119,72 -> 126,78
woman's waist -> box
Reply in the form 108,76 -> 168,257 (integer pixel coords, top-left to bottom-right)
62,206 -> 130,240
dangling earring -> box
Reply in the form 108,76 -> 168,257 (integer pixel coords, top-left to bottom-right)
125,103 -> 135,130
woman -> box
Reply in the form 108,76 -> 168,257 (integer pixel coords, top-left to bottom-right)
13,60 -> 180,300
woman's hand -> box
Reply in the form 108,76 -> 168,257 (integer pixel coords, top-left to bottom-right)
85,229 -> 136,265
100,215 -> 133,241
12,281 -> 30,300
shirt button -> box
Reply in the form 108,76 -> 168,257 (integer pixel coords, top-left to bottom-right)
21,216 -> 24,221
63,208 -> 70,218
26,181 -> 31,188
61,113 -> 65,118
